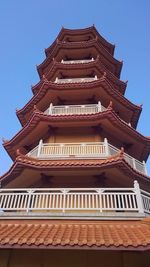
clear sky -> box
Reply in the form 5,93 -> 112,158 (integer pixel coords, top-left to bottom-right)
0,0 -> 150,176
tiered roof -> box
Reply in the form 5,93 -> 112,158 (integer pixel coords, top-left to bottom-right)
4,108 -> 150,161
1,26 -> 150,252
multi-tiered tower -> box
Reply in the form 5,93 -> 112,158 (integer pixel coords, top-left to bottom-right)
0,26 -> 150,266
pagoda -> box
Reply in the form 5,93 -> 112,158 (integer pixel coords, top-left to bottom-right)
0,26 -> 150,266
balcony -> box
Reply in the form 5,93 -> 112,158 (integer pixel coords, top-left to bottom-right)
55,75 -> 98,84
0,181 -> 149,218
44,103 -> 132,127
44,102 -> 106,116
28,140 -> 147,175
61,58 -> 94,64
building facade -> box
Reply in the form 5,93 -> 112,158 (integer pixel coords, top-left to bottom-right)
0,26 -> 150,267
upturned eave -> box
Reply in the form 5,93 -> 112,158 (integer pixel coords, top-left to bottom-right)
37,39 -> 122,79
16,78 -> 141,129
33,57 -> 126,95
45,26 -> 115,57
4,109 -> 150,162
0,153 -> 150,189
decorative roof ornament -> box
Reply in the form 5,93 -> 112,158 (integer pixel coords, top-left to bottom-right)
16,149 -> 22,157
107,101 -> 113,110
33,105 -> 40,113
119,147 -> 124,157
2,138 -> 9,144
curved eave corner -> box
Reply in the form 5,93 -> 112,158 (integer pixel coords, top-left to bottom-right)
45,26 -> 115,57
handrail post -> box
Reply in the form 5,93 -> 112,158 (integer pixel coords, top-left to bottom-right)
62,189 -> 68,213
143,161 -> 147,175
26,190 -> 34,213
37,139 -> 43,157
97,189 -> 103,212
55,77 -> 58,83
104,138 -> 109,157
132,158 -> 136,170
49,103 -> 53,115
134,180 -> 144,214
98,101 -> 102,112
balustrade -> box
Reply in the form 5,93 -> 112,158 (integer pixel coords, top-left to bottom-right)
141,189 -> 150,214
61,58 -> 94,64
28,139 -> 147,175
55,75 -> 98,84
44,102 -> 106,115
44,103 -> 132,128
0,181 -> 148,217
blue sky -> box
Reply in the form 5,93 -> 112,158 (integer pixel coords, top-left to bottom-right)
0,0 -> 150,175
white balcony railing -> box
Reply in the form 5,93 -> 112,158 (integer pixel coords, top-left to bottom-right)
61,58 -> 94,64
55,75 -> 98,84
0,181 -> 148,218
44,103 -> 132,127
141,190 -> 150,214
44,102 -> 106,116
28,139 -> 147,175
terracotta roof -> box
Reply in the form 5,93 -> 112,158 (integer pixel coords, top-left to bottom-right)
0,219 -> 150,250
45,25 -> 115,57
33,57 -> 126,95
37,39 -> 122,78
1,153 -> 150,187
6,109 -> 149,161
16,78 -> 141,128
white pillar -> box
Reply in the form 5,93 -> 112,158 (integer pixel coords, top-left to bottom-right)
104,138 -> 109,157
55,77 -> 58,83
98,101 -> 102,112
134,180 -> 144,214
26,190 -> 34,213
132,158 -> 136,170
62,189 -> 68,213
37,139 -> 43,157
49,103 -> 53,115
143,161 -> 148,175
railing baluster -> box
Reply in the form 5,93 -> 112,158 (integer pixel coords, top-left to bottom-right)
0,183 -> 148,216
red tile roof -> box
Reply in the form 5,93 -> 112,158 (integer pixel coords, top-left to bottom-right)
0,219 -> 150,250
4,108 -> 149,161
1,153 -> 150,187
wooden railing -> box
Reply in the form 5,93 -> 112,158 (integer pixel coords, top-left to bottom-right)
28,140 -> 147,175
0,181 -> 148,217
61,58 -> 94,64
44,102 -> 106,116
55,75 -> 98,84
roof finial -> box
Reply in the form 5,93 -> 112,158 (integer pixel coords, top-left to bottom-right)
103,72 -> 107,78
16,149 -> 22,157
119,147 -> 124,157
107,101 -> 113,110
33,105 -> 40,113
2,138 -> 9,144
